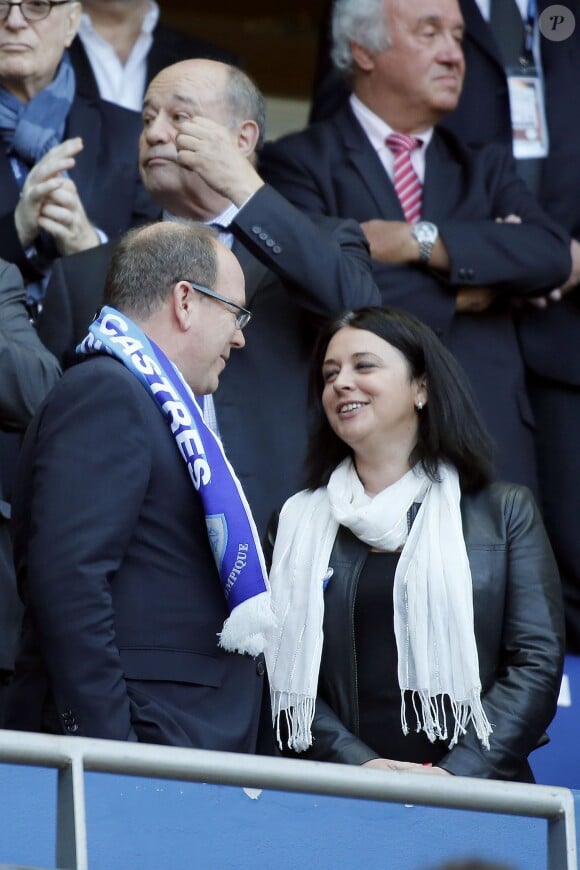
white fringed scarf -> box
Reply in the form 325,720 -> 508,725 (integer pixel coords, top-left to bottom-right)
265,458 -> 492,753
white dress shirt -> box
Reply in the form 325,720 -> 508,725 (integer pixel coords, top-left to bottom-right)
77,1 -> 159,111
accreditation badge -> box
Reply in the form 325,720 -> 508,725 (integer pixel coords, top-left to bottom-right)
507,69 -> 549,159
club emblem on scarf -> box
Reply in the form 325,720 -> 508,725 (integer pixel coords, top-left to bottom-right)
206,513 -> 228,571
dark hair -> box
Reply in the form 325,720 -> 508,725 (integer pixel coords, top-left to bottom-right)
305,306 -> 494,493
103,222 -> 218,320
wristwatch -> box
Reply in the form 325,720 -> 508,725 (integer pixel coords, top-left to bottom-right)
411,221 -> 439,264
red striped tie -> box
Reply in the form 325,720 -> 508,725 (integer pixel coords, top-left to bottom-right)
386,133 -> 423,224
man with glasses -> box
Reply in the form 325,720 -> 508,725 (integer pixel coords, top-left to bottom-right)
0,0 -> 156,310
6,220 -> 279,751
38,59 -> 380,535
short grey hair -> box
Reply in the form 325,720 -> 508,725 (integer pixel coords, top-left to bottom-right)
225,66 -> 267,152
331,0 -> 392,80
103,222 -> 218,320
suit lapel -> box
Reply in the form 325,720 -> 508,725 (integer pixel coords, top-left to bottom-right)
337,105 -> 405,219
64,99 -> 100,207
68,38 -> 101,101
460,0 -> 505,70
146,24 -> 171,83
422,132 -> 463,223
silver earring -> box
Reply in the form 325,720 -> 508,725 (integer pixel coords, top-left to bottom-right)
416,401 -> 423,410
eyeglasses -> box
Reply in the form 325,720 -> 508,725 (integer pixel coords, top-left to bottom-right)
187,281 -> 252,330
0,0 -> 75,22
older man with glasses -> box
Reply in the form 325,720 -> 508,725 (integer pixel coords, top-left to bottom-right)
5,220 -> 283,751
0,0 -> 156,312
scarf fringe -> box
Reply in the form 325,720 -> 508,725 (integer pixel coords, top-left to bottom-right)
272,691 -> 316,752
402,690 -> 492,750
218,591 -> 276,656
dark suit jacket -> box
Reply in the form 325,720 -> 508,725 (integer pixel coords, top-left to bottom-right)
0,95 -> 157,283
259,106 -> 571,490
440,0 -> 580,386
6,354 -> 273,750
0,261 -> 60,673
69,23 -> 238,104
38,184 -> 380,535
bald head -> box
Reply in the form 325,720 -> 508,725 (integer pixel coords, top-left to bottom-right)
139,59 -> 266,217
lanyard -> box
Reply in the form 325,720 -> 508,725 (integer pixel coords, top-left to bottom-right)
524,0 -> 537,58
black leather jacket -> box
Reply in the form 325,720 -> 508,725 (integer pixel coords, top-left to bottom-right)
267,483 -> 565,781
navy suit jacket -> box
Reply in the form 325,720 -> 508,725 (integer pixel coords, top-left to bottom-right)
68,23 -> 238,104
259,106 -> 570,489
6,354 -> 273,750
0,95 -> 157,283
37,184 -> 380,535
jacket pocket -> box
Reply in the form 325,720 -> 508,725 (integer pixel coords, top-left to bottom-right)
119,647 -> 224,688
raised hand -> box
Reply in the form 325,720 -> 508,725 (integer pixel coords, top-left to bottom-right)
38,176 -> 100,255
14,138 -> 84,248
175,116 -> 263,206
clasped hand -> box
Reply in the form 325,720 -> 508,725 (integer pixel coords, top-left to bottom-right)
14,137 -> 99,255
362,758 -> 451,775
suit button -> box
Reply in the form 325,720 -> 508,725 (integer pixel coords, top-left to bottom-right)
466,268 -> 474,280
67,723 -> 79,733
266,238 -> 275,247
259,232 -> 268,241
256,660 -> 265,676
458,268 -> 466,279
251,225 -> 262,235
272,245 -> 282,254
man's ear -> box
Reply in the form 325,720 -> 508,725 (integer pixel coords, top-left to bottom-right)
173,280 -> 194,330
65,1 -> 83,46
351,41 -> 376,73
235,119 -> 260,159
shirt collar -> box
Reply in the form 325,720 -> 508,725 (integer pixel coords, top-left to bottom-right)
349,93 -> 434,154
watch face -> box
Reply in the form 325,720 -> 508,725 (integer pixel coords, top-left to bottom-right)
414,222 -> 438,243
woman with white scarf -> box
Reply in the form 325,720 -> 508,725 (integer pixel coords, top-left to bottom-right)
265,307 -> 564,781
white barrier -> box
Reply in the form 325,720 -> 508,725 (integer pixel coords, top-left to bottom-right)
0,729 -> 576,870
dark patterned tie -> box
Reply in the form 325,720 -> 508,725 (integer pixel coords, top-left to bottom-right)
386,133 -> 423,224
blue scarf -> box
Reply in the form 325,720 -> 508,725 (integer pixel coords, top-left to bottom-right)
0,53 -> 76,167
77,306 -> 274,656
